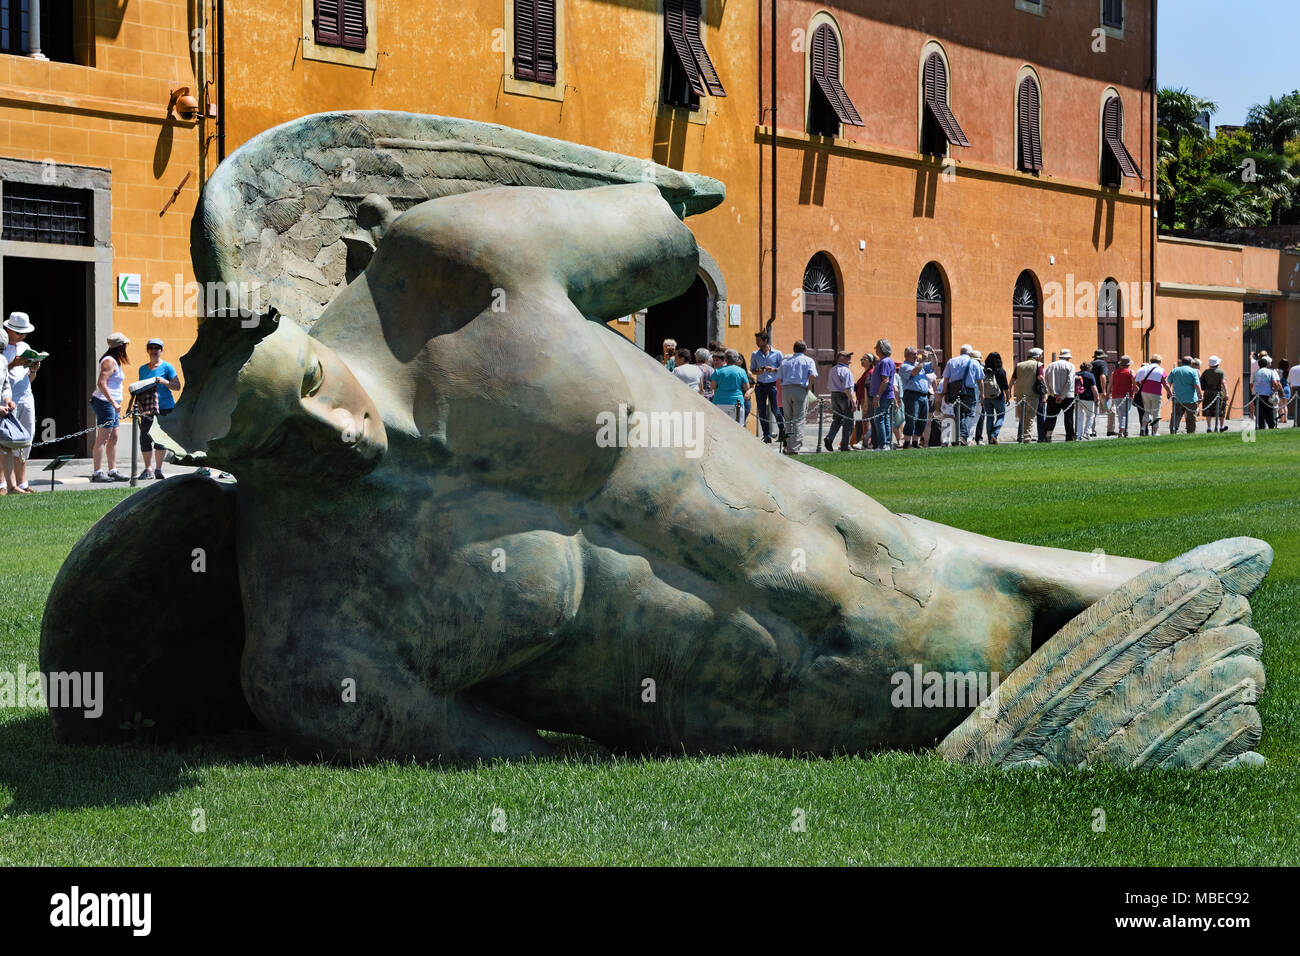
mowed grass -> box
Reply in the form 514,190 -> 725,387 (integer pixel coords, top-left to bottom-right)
0,430 -> 1297,865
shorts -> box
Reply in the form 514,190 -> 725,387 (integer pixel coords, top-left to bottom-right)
90,396 -> 119,429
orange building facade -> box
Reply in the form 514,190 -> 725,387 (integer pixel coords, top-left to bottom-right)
217,0 -> 762,361
3,0 -> 1295,455
1157,236 -> 1300,413
758,0 -> 1160,383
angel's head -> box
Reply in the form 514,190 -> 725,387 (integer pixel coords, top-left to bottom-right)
158,311 -> 387,479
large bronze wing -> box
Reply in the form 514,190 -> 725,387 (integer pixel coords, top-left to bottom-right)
193,110 -> 726,330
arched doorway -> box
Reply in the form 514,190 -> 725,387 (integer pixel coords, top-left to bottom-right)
643,275 -> 709,359
802,252 -> 840,389
1012,271 -> 1041,364
1098,277 -> 1122,365
916,262 -> 949,367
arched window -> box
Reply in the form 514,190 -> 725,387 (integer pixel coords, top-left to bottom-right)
921,50 -> 970,156
802,253 -> 840,386
1012,271 -> 1041,363
808,23 -> 862,137
1016,75 -> 1043,172
1098,278 -> 1123,364
916,262 -> 949,366
1101,95 -> 1140,187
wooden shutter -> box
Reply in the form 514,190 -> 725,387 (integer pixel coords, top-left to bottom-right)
1103,97 -> 1141,178
683,0 -> 725,96
314,0 -> 342,46
340,0 -> 366,51
535,0 -> 557,84
810,26 -> 863,127
514,0 -> 536,80
514,0 -> 556,84
923,53 -> 971,148
1018,76 -> 1042,172
665,0 -> 706,96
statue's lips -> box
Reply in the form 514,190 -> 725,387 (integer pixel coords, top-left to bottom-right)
226,409 -> 383,468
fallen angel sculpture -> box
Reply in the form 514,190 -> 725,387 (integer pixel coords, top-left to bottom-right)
41,113 -> 1272,769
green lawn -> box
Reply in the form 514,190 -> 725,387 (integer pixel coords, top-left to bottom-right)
1,430 -> 1297,865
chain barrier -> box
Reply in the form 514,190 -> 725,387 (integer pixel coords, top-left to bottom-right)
26,407 -> 145,450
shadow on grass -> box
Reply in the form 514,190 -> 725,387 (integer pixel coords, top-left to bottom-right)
0,711 -> 299,816
1,709 -> 863,817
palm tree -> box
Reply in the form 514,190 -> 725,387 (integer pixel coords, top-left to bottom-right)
1158,89 -> 1218,228
1246,92 -> 1300,154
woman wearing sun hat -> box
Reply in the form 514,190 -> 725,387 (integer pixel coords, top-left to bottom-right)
2,312 -> 39,494
89,331 -> 131,482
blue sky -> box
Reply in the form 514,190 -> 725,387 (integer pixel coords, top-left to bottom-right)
1160,0 -> 1300,127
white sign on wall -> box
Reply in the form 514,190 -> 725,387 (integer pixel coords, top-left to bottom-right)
729,304 -> 741,327
117,274 -> 141,304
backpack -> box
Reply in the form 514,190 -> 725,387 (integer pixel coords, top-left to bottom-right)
981,371 -> 1001,400
943,357 -> 968,404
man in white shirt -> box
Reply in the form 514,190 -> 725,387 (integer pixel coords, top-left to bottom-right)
823,350 -> 857,452
1040,349 -> 1076,442
778,340 -> 818,455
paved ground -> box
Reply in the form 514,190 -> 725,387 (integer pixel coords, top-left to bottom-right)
3,456 -> 233,493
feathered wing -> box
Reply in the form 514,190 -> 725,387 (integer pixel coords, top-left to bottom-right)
193,111 -> 726,330
938,537 -> 1273,770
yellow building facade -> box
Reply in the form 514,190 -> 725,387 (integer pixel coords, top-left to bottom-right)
0,0 -> 208,452
219,0 -> 761,359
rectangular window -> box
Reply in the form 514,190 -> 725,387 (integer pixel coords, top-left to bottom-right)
1,0 -> 75,62
1102,0 -> 1124,30
314,0 -> 367,52
663,0 -> 725,112
513,0 -> 557,84
2,182 -> 93,246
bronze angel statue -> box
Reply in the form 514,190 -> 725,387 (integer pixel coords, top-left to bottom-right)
41,112 -> 1272,770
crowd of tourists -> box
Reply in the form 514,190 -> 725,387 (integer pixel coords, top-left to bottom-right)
1,311 -> 230,494
660,331 -> 1300,455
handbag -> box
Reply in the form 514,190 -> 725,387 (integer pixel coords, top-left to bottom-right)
0,410 -> 32,449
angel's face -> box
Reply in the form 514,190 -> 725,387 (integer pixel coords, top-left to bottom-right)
207,321 -> 387,477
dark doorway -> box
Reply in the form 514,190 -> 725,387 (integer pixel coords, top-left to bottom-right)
916,262 -> 948,367
1098,277 -> 1122,366
1177,320 -> 1199,361
802,252 -> 839,393
644,274 -> 709,359
1243,302 -> 1272,408
1012,271 -> 1040,364
4,256 -> 91,456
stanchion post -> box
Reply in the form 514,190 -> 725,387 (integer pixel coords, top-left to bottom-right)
816,398 -> 825,452
129,400 -> 138,488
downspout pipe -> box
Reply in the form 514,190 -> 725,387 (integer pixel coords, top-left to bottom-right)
217,0 -> 226,161
1148,0 -> 1157,362
767,0 -> 777,336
